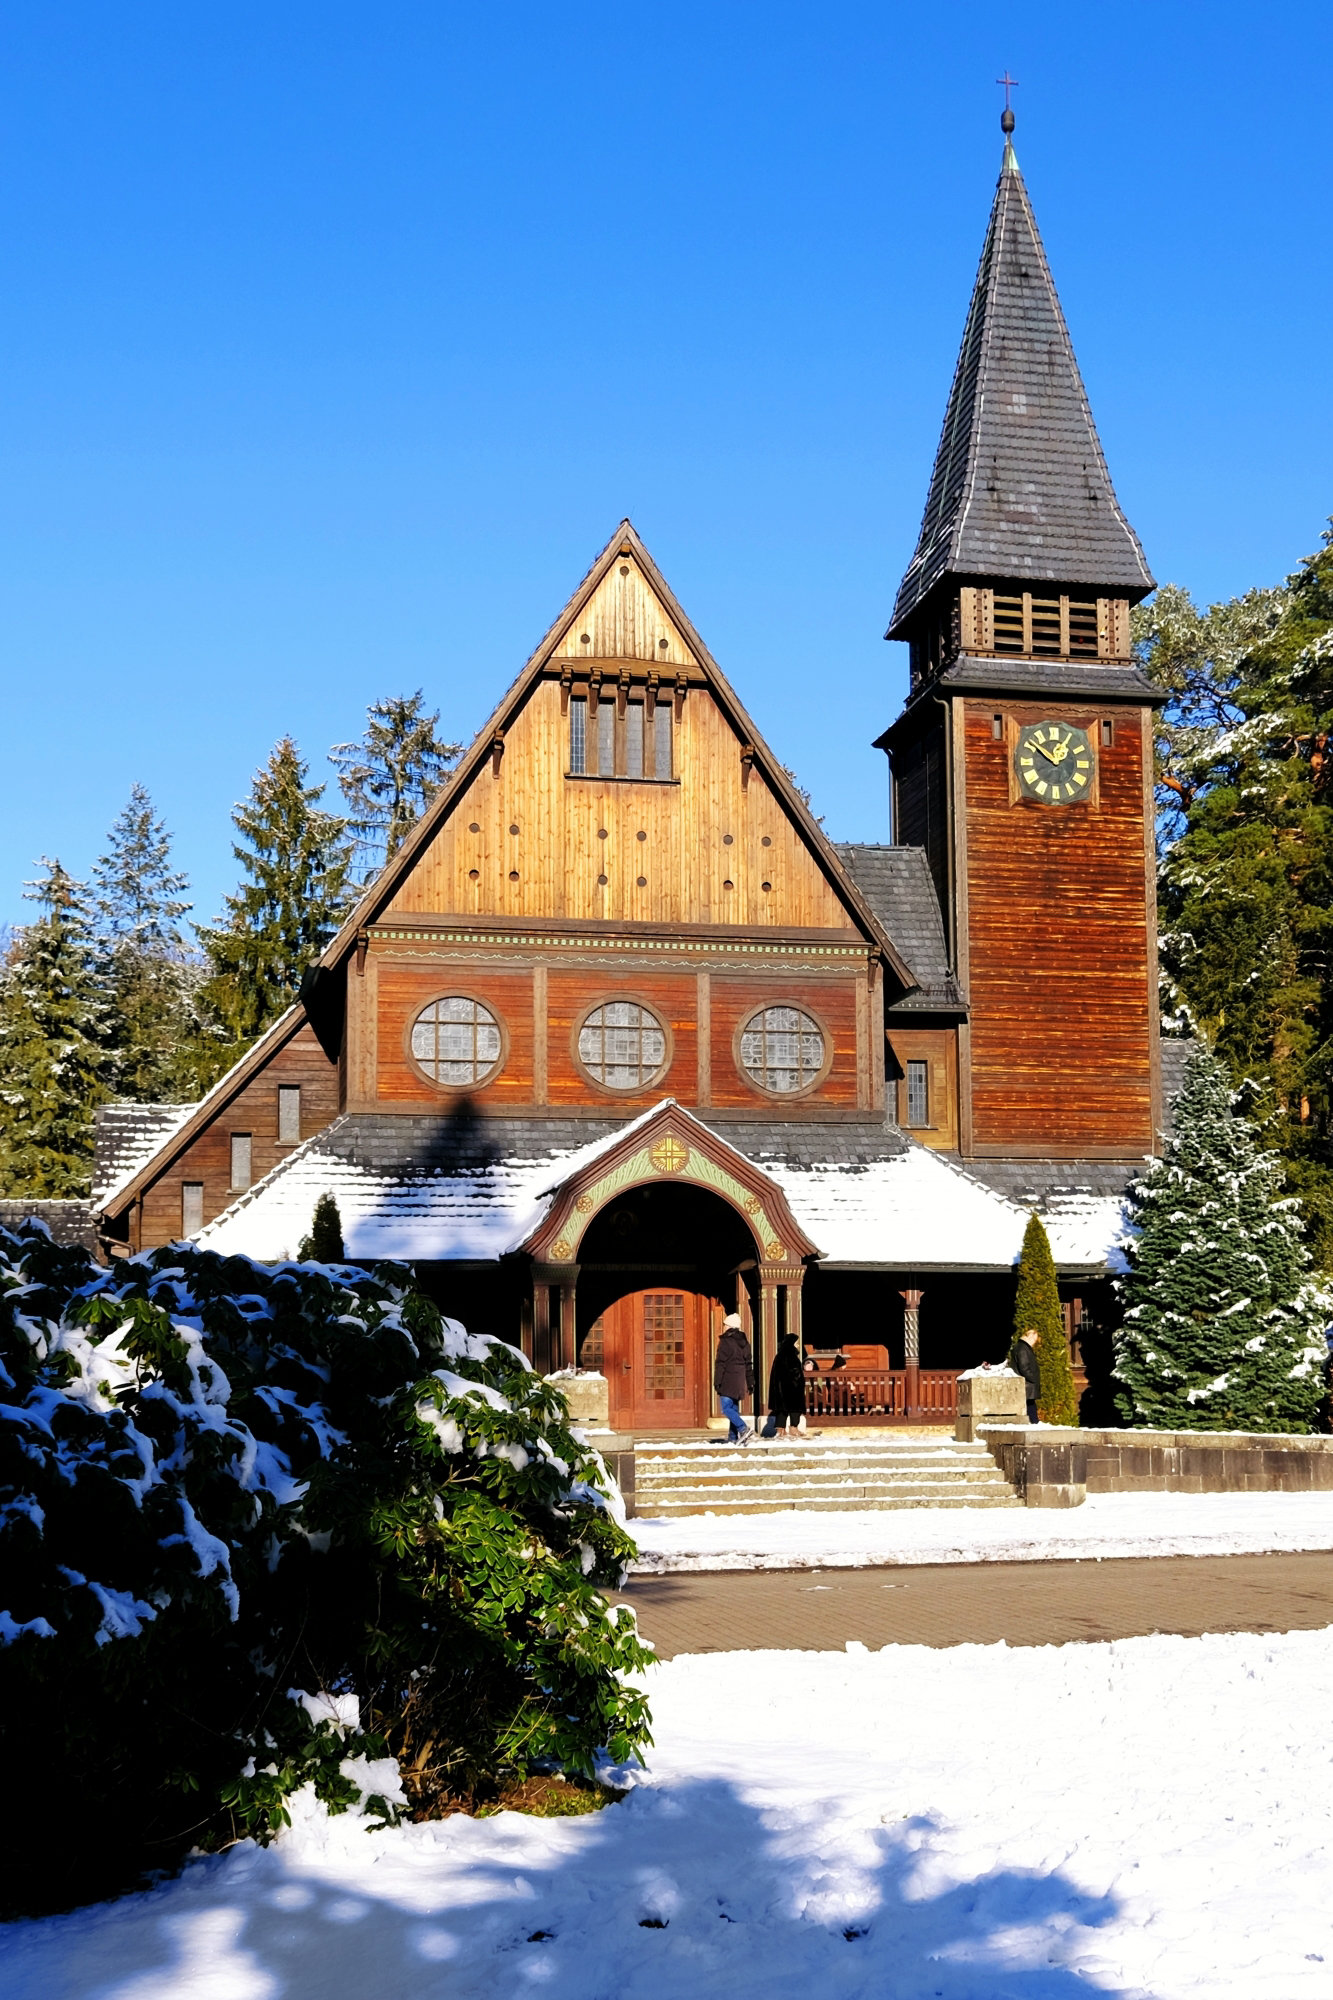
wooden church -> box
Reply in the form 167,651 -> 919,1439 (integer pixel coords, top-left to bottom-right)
96,121 -> 1167,1429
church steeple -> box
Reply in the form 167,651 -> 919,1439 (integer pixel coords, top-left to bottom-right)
887,118 -> 1153,649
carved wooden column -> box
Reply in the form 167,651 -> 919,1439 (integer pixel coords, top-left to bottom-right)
557,1266 -> 580,1372
757,1265 -> 783,1419
900,1286 -> 925,1421
785,1271 -> 804,1354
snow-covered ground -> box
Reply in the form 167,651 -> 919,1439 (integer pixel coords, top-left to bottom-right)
630,1488 -> 1333,1571
6,1627 -> 1333,1998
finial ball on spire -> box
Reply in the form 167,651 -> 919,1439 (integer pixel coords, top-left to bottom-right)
1001,105 -> 1015,135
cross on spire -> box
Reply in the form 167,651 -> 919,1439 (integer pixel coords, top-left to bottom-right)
996,71 -> 1018,135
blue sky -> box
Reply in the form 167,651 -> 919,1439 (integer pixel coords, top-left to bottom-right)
2,1 -> 1330,930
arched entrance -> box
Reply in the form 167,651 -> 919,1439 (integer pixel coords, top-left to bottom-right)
517,1102 -> 820,1428
583,1288 -> 721,1431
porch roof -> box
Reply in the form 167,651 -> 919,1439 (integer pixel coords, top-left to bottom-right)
193,1105 -> 1134,1276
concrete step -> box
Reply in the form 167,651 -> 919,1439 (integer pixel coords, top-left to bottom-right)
629,1436 -> 1021,1515
642,1492 -> 1022,1516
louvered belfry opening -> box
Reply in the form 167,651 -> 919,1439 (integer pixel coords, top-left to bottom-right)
989,590 -> 1104,660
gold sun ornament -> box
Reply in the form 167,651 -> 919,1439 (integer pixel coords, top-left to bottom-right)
650,1135 -> 690,1174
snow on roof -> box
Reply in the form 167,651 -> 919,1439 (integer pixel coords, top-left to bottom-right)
196,1105 -> 1130,1273
93,1103 -> 198,1207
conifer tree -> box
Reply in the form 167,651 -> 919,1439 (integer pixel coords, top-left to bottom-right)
199,740 -> 351,1047
90,785 -> 218,1103
0,861 -> 114,1196
1011,1211 -> 1079,1425
92,783 -> 191,949
1114,1046 -> 1330,1432
298,1192 -> 345,1262
331,692 -> 462,885
1138,524 -> 1333,1265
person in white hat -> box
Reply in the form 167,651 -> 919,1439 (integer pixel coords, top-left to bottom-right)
714,1312 -> 754,1444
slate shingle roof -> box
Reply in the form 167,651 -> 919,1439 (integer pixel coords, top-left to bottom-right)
0,1201 -> 100,1251
835,844 -> 964,1011
888,142 -> 1154,637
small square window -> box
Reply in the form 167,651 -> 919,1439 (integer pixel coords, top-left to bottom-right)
905,1061 -> 929,1128
991,713 -> 1004,740
278,1085 -> 301,1144
181,1183 -> 204,1237
230,1134 -> 252,1190
1100,719 -> 1114,746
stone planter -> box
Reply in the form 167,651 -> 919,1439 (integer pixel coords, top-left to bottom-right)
547,1368 -> 610,1429
955,1368 -> 1027,1442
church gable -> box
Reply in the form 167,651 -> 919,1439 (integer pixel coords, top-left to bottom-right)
378,523 -> 893,945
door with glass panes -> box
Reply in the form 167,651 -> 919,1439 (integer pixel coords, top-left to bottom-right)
583,1289 -> 714,1430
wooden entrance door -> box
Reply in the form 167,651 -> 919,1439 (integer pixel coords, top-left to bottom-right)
587,1289 -> 714,1431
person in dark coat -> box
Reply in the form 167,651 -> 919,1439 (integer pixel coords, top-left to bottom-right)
1011,1326 -> 1041,1423
714,1312 -> 754,1444
762,1332 -> 807,1438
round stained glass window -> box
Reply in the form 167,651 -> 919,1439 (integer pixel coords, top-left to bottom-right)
410,996 -> 503,1087
739,1005 -> 826,1095
577,1000 -> 668,1091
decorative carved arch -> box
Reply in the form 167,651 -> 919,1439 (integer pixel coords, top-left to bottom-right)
518,1100 -> 821,1269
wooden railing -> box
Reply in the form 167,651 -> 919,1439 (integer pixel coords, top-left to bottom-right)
801,1368 -> 960,1424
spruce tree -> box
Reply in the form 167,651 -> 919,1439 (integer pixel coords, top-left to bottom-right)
331,691 -> 462,885
298,1192 -> 345,1262
1114,1046 -> 1330,1432
1011,1211 -> 1079,1424
0,861 -> 114,1196
91,785 -> 217,1103
198,740 -> 351,1047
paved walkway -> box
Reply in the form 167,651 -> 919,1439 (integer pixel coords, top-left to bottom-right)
612,1550 -> 1333,1657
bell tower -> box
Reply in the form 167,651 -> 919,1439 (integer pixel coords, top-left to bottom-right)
878,112 -> 1163,1161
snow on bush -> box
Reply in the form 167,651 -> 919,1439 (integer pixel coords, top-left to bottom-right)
0,1222 -> 649,1916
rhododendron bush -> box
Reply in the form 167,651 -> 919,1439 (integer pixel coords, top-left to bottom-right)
0,1222 -> 649,1915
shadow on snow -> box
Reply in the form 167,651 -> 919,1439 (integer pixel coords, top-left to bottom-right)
5,1776 -> 1129,2000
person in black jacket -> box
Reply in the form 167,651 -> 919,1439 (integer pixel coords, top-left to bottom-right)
762,1331 -> 807,1438
714,1312 -> 754,1444
1011,1326 -> 1041,1423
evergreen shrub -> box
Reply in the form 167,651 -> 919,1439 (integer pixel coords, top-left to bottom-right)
298,1191 -> 345,1261
1012,1211 -> 1079,1425
1114,1047 -> 1331,1431
0,1223 -> 648,1916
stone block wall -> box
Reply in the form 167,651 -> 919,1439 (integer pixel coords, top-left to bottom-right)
979,1426 -> 1333,1508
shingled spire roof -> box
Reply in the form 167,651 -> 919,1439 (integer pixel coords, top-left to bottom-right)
887,133 -> 1154,639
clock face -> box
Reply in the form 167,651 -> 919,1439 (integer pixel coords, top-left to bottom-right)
1014,721 -> 1094,803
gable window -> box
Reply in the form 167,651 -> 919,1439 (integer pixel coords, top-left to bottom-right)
278,1085 -> 301,1143
181,1183 -> 204,1237
905,1060 -> 930,1128
410,996 -> 504,1088
230,1134 -> 252,1190
577,999 -> 669,1091
738,1006 -> 827,1096
568,691 -> 674,779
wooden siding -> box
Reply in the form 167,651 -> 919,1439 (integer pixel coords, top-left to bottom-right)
137,1026 -> 339,1249
384,676 -> 853,934
546,968 -> 698,1108
887,1025 -> 960,1151
547,555 -> 697,666
708,974 -> 861,1110
962,698 -> 1153,1155
373,962 -> 536,1107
